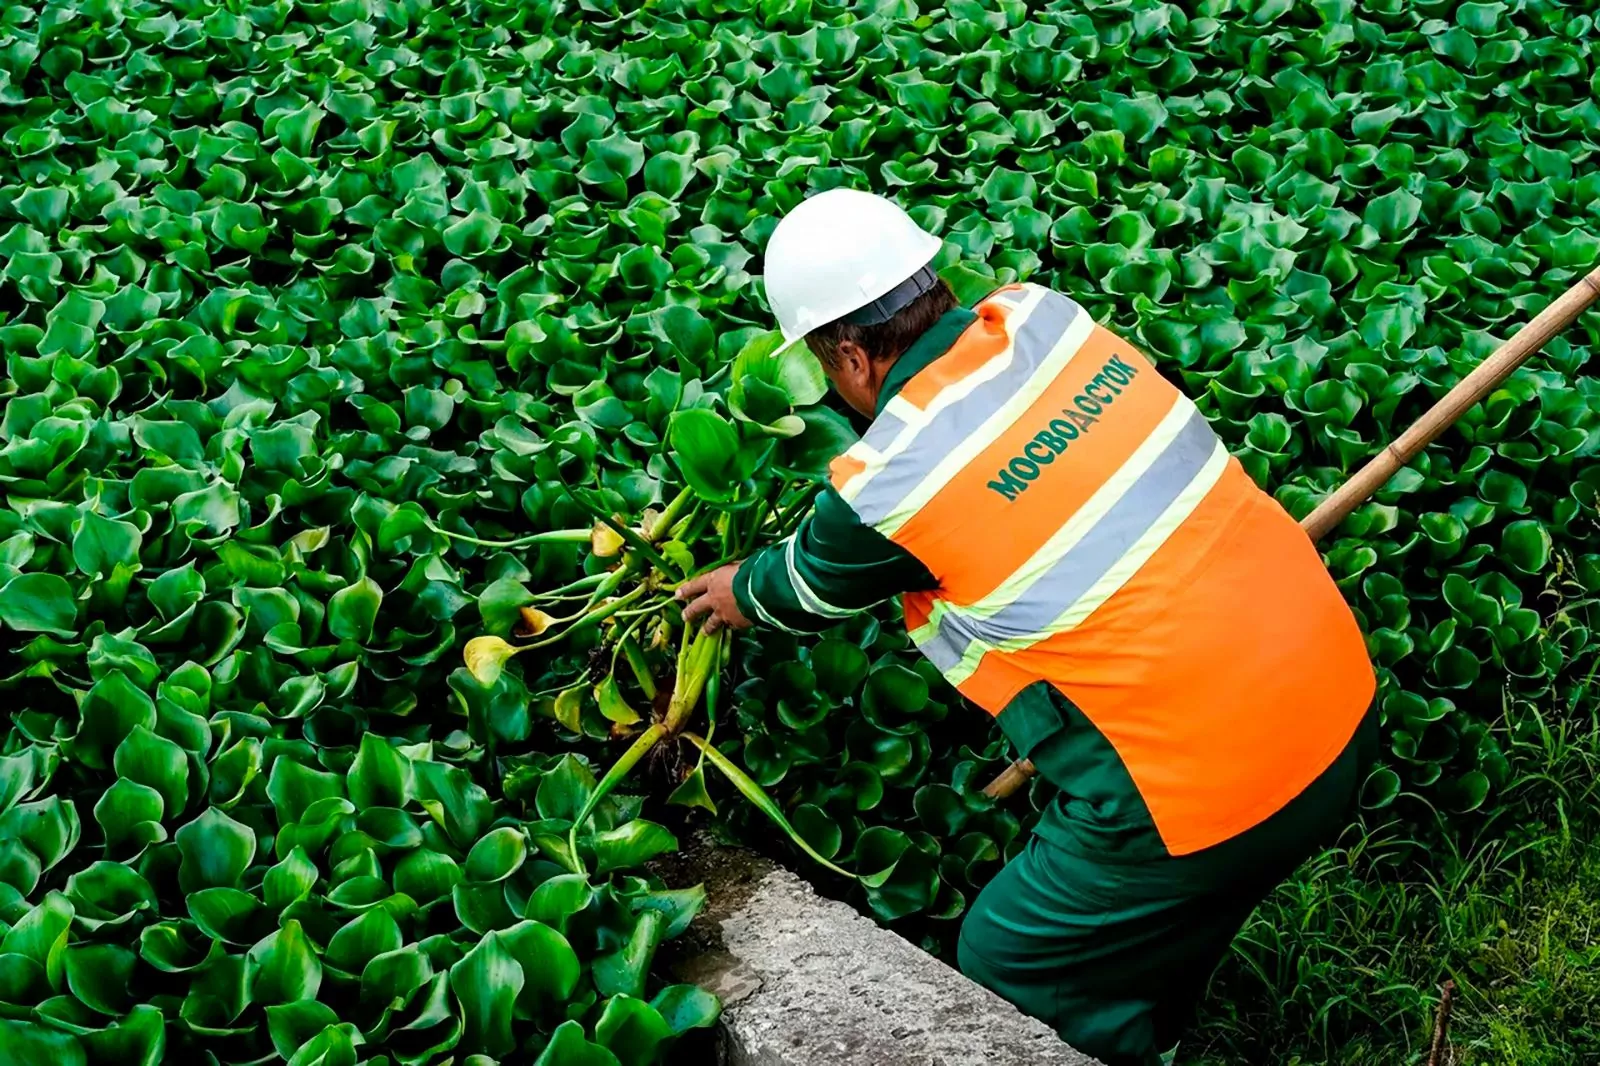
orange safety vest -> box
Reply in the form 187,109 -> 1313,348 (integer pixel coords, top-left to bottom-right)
829,284 -> 1375,856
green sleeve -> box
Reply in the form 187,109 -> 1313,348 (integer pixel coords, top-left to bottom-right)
733,487 -> 937,633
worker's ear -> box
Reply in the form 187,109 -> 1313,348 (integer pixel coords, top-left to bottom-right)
822,339 -> 880,417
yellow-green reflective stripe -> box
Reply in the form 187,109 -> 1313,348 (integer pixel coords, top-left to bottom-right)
942,439 -> 1231,687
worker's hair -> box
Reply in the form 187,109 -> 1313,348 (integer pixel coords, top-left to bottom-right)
804,280 -> 958,369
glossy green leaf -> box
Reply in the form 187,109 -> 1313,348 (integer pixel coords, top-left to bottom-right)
448,931 -> 522,1058
0,573 -> 78,636
534,1020 -> 622,1066
248,918 -> 323,1005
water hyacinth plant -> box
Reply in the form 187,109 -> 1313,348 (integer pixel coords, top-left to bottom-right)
2,0 -> 1600,1062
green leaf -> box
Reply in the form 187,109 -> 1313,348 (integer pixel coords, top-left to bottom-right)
444,210 -> 504,257
266,1000 -> 341,1061
594,909 -> 664,999
668,409 -> 743,503
94,779 -> 166,857
113,724 -> 189,815
63,861 -> 156,931
394,848 -> 462,905
500,919 -> 582,1012
64,943 -> 137,1014
524,873 -> 595,934
72,511 -> 142,578
595,994 -> 675,1066
80,1004 -> 165,1066
690,735 -> 855,879
248,918 -> 323,1005
327,576 -> 382,643
0,794 -> 79,875
360,944 -> 434,1008
811,639 -> 870,699
268,756 -> 345,826
2,892 -> 73,983
596,676 -> 643,726
449,931 -> 523,1058
76,670 -> 157,771
187,887 -> 266,944
0,1020 -> 87,1066
536,755 -> 596,823
347,733 -> 414,809
1364,189 -> 1422,239
465,826 -> 528,882
534,1020 -> 622,1066
652,984 -> 722,1034
175,807 -> 257,892
0,573 -> 78,636
326,907 -> 404,974
1501,520 -> 1551,574
590,820 -> 679,875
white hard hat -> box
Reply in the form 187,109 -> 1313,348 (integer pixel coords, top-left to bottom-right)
764,188 -> 945,343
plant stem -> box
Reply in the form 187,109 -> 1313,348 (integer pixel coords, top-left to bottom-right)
430,524 -> 591,549
1426,979 -> 1456,1066
599,511 -> 684,580
620,634 -> 657,701
532,572 -> 610,601
567,723 -> 668,875
607,612 -> 652,681
677,506 -> 714,549
738,481 -> 785,558
771,483 -> 821,540
578,563 -> 637,612
523,583 -> 650,649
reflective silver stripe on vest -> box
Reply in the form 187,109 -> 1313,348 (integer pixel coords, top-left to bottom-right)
846,290 -> 1081,529
911,402 -> 1222,675
859,406 -> 910,455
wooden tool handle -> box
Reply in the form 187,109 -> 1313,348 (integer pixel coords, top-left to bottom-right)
982,265 -> 1600,802
1301,265 -> 1600,540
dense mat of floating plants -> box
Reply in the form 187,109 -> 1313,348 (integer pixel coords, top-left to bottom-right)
1,0 -> 1598,1059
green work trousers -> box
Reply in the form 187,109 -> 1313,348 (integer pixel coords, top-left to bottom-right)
958,708 -> 1378,1066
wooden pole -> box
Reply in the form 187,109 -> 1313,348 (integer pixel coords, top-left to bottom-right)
982,265 -> 1600,802
1426,979 -> 1457,1066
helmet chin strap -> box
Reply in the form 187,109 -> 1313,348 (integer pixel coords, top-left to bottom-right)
839,263 -> 940,326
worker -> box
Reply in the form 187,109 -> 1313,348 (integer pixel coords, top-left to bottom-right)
675,188 -> 1378,1066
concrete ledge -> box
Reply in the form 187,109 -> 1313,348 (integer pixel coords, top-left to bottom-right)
656,838 -> 1101,1066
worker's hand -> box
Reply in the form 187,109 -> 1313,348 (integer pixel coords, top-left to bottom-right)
675,562 -> 753,635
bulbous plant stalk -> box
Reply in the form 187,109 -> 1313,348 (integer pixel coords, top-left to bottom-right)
662,629 -> 723,736
647,487 -> 694,543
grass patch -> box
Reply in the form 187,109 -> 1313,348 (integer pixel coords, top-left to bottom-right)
1193,706 -> 1600,1065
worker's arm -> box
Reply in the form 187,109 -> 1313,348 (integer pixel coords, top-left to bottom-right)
677,487 -> 936,633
